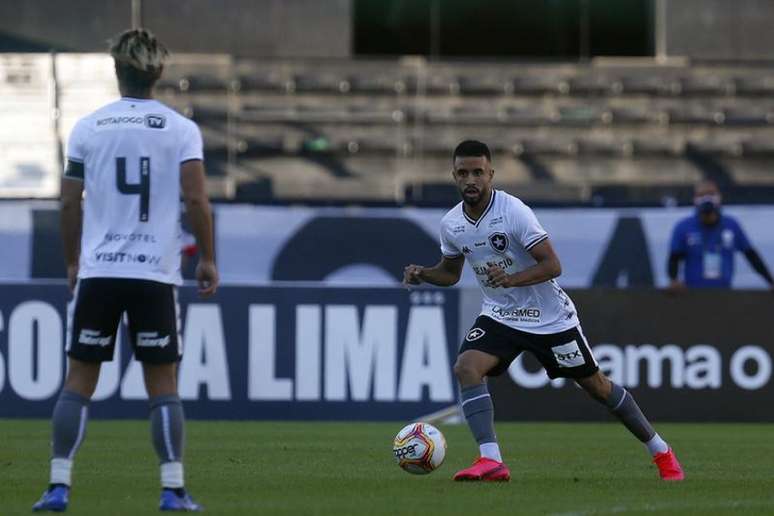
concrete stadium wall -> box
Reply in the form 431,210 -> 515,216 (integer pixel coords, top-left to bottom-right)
0,0 -> 351,58
666,0 -> 774,60
6,0 -> 774,61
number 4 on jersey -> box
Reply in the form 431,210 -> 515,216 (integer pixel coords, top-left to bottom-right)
116,157 -> 151,222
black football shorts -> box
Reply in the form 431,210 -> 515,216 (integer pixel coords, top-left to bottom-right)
65,277 -> 181,364
459,315 -> 599,379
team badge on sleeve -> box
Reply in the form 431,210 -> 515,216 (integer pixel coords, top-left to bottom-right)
488,232 -> 509,253
466,328 -> 486,341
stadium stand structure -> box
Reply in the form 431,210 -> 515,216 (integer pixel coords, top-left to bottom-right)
3,54 -> 774,205
0,54 -> 61,197
154,56 -> 774,205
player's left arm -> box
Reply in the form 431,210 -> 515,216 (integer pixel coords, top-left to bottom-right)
487,239 -> 561,288
60,173 -> 84,292
181,159 -> 218,297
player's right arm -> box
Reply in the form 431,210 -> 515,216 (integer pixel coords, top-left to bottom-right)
61,119 -> 88,293
403,255 -> 464,287
60,174 -> 84,293
180,159 -> 218,297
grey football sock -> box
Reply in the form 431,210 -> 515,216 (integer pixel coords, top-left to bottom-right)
150,394 -> 186,488
604,382 -> 655,443
150,394 -> 185,462
49,389 -> 90,486
52,389 -> 90,460
460,383 -> 497,444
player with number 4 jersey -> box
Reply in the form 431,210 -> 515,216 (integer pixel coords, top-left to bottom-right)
403,140 -> 684,484
33,29 -> 215,513
64,90 -> 202,285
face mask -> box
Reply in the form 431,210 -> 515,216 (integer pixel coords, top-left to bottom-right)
694,194 -> 721,215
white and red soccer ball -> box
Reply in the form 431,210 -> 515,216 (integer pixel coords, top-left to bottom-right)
392,422 -> 447,474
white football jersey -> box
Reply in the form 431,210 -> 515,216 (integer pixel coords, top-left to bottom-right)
64,97 -> 203,285
440,190 -> 579,334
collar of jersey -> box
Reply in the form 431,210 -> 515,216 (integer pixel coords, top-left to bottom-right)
121,96 -> 156,103
462,189 -> 497,227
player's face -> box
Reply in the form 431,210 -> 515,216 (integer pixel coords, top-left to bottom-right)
452,156 -> 494,206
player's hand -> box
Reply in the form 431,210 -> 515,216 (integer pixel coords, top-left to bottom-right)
486,265 -> 512,288
403,265 -> 425,288
196,259 -> 219,298
66,263 -> 79,293
666,279 -> 686,295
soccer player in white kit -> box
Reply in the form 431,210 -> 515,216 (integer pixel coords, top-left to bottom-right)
33,29 -> 217,512
403,140 -> 684,482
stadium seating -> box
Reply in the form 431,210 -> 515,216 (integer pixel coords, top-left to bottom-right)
151,57 -> 774,204
0,54 -> 61,197
2,54 -> 774,204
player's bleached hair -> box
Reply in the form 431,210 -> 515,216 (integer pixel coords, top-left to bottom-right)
110,28 -> 168,72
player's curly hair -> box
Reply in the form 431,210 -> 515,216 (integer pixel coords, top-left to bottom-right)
110,28 -> 169,91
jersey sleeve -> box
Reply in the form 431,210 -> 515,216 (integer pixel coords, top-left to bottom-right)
731,218 -> 752,252
63,120 -> 89,179
439,223 -> 462,258
179,120 -> 204,163
510,199 -> 548,251
669,220 -> 687,254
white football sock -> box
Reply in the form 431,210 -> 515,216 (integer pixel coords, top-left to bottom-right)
161,461 -> 184,489
645,433 -> 669,456
50,458 -> 73,486
479,442 -> 502,463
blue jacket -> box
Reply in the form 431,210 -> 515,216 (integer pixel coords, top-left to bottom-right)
669,213 -> 752,288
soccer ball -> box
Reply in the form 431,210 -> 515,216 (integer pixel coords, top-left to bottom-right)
392,422 -> 446,474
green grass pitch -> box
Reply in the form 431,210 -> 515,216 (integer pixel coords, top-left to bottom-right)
2,420 -> 773,515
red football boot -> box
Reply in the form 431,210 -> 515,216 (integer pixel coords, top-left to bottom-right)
653,448 -> 685,481
453,457 -> 511,482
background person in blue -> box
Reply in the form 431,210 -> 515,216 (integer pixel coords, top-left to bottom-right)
668,180 -> 774,291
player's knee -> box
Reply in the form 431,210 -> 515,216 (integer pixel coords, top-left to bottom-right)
453,359 -> 483,385
577,371 -> 611,403
63,378 -> 97,399
63,359 -> 101,398
63,375 -> 97,398
585,387 -> 607,404
143,363 -> 178,397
